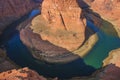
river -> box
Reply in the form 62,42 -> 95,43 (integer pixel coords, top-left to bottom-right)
0,9 -> 120,78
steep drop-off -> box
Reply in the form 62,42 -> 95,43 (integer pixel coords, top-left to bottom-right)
33,0 -> 86,51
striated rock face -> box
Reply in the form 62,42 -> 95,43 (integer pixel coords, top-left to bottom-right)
30,0 -> 86,52
0,67 -> 47,80
0,0 -> 38,35
41,0 -> 85,32
91,0 -> 120,36
20,27 -> 79,63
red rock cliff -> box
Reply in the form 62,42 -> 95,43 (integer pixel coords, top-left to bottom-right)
30,0 -> 86,51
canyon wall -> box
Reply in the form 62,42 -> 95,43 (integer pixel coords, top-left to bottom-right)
0,0 -> 39,34
30,0 -> 86,51
91,0 -> 120,37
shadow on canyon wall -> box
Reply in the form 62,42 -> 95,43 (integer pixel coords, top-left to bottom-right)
77,0 -> 119,47
20,27 -> 96,78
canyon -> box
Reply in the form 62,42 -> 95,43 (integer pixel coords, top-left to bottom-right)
0,0 -> 120,80
20,0 -> 100,63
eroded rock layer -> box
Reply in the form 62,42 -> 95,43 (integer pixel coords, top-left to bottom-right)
31,0 -> 86,51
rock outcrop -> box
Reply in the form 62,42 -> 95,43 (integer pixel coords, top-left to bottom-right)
20,0 -> 99,63
0,67 -> 47,80
91,0 -> 120,37
32,0 -> 86,51
20,27 -> 79,63
97,48 -> 120,80
96,64 -> 120,80
0,0 -> 38,35
103,48 -> 120,67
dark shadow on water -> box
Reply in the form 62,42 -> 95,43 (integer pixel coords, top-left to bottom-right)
2,29 -> 96,79
65,64 -> 120,80
19,27 -> 96,78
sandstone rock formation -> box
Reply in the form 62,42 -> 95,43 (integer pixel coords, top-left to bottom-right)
95,48 -> 120,80
20,27 -> 79,63
0,67 -> 47,80
0,0 -> 38,35
103,48 -> 120,67
91,0 -> 120,37
31,0 -> 86,51
20,0 -> 99,63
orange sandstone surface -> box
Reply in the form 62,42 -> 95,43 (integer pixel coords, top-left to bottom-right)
0,67 -> 47,80
30,0 -> 86,51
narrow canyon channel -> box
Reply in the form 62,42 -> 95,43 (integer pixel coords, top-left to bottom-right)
0,9 -> 120,79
